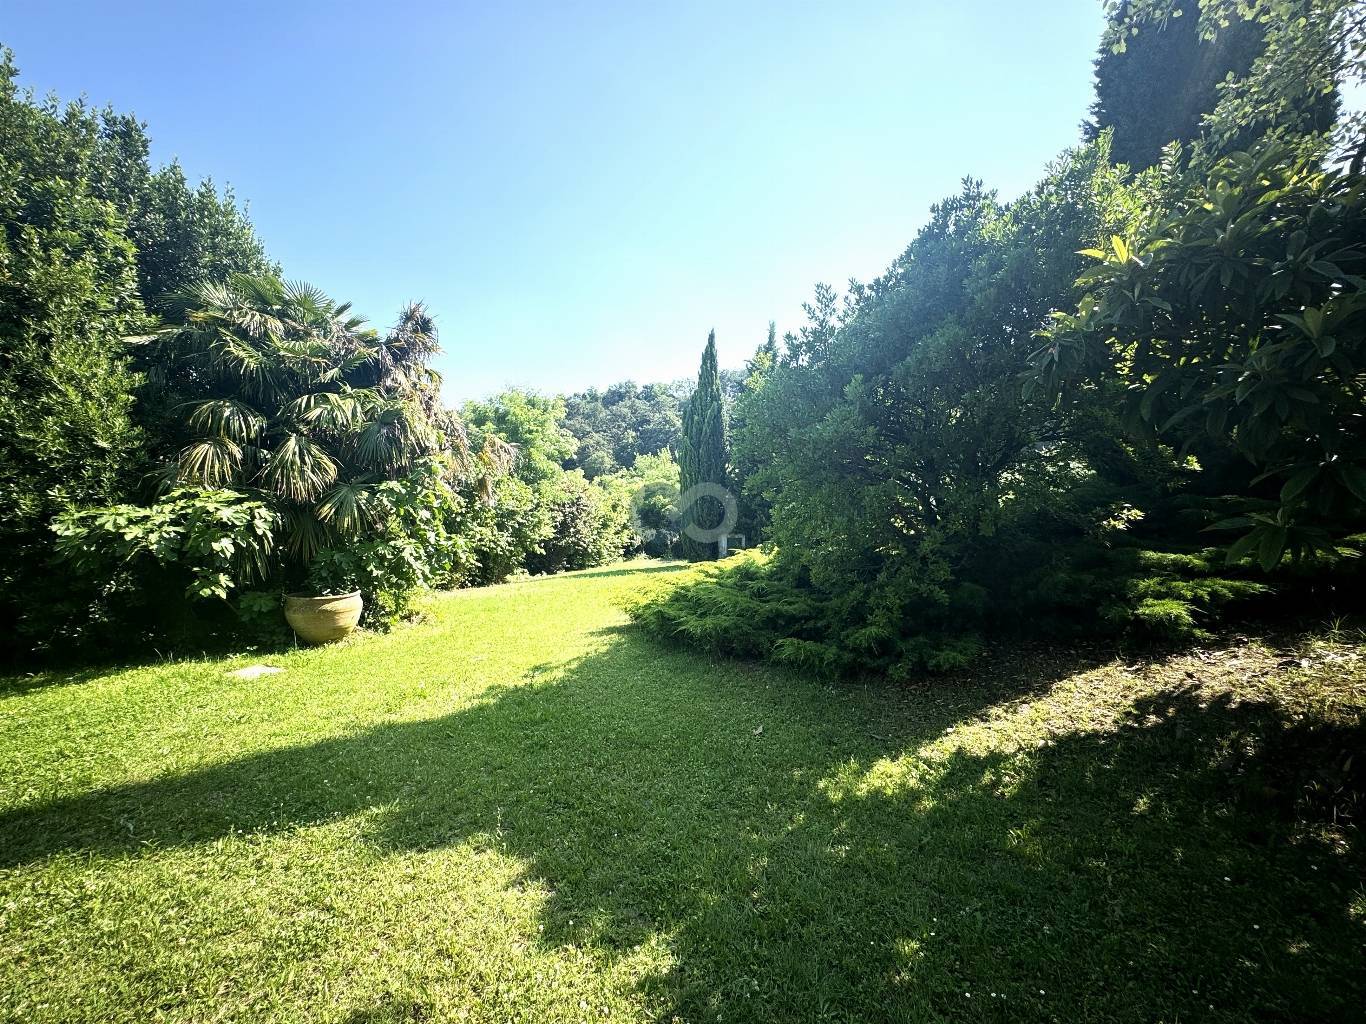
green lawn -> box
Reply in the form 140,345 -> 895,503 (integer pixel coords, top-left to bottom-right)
2,562 -> 1363,1023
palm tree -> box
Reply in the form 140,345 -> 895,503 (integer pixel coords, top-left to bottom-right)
150,274 -> 461,566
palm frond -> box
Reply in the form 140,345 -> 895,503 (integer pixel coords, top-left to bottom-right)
261,433 -> 338,502
185,398 -> 266,443
176,438 -> 243,487
442,415 -> 472,465
325,342 -> 383,384
281,506 -> 332,563
282,390 -> 369,431
469,433 -> 517,505
350,400 -> 439,473
232,272 -> 287,308
282,279 -> 333,315
386,302 -> 439,360
351,419 -> 394,472
271,334 -> 335,368
315,482 -> 377,537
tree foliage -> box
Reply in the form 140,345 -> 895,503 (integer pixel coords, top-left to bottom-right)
0,49 -> 151,656
526,471 -> 632,575
608,449 -> 684,557
561,381 -> 681,478
1085,0 -> 1268,169
131,163 -> 276,306
730,320 -> 785,542
1032,144 -> 1366,566
661,144 -> 1183,673
148,274 -> 454,566
463,388 -> 638,575
0,47 -> 282,657
678,331 -> 729,561
629,0 -> 1366,678
1097,0 -> 1349,167
463,390 -> 574,486
634,136 -> 1365,674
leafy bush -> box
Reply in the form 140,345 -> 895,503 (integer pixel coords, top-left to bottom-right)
604,450 -> 682,558
55,487 -> 279,600
231,589 -> 292,647
461,390 -> 573,487
44,489 -> 278,654
630,142 -> 1156,674
526,471 -> 632,575
1032,142 -> 1366,565
0,47 -> 278,661
463,389 -> 644,577
458,475 -> 550,586
306,470 -> 475,625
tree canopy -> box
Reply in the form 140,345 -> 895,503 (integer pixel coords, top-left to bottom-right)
1084,0 -> 1266,168
561,381 -> 681,478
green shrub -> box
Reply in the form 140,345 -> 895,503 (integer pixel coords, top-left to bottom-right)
1130,598 -> 1202,639
0,47 -> 281,662
627,540 -> 1290,678
604,450 -> 683,558
526,471 -> 632,575
306,471 -> 475,626
232,590 -> 292,647
46,489 -> 278,655
54,488 -> 279,601
893,635 -> 984,677
629,5 -> 1364,684
770,638 -> 853,678
462,389 -> 648,578
457,475 -> 550,586
1031,142 -> 1366,565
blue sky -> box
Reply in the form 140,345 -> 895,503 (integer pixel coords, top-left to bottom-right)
5,0 -> 1106,402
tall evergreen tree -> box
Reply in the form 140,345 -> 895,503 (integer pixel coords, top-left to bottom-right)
732,321 -> 780,544
745,321 -> 779,382
1084,0 -> 1266,169
0,48 -> 151,657
678,330 -> 728,561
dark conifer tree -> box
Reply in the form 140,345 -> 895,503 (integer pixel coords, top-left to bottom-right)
1084,0 -> 1265,169
678,330 -> 729,561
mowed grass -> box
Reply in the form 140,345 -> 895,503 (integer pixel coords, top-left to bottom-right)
1,563 -> 1363,1023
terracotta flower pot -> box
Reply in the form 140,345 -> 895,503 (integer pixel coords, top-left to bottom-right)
283,591 -> 363,644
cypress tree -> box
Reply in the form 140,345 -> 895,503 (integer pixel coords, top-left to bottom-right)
745,320 -> 778,380
678,330 -> 729,561
1084,0 -> 1266,169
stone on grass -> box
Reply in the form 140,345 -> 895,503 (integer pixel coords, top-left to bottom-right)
228,665 -> 284,680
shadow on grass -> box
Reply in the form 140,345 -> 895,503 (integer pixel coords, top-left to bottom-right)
0,663 -> 128,701
2,629 -> 1362,1022
0,625 -> 302,700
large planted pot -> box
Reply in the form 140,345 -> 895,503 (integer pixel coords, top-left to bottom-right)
284,591 -> 363,644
